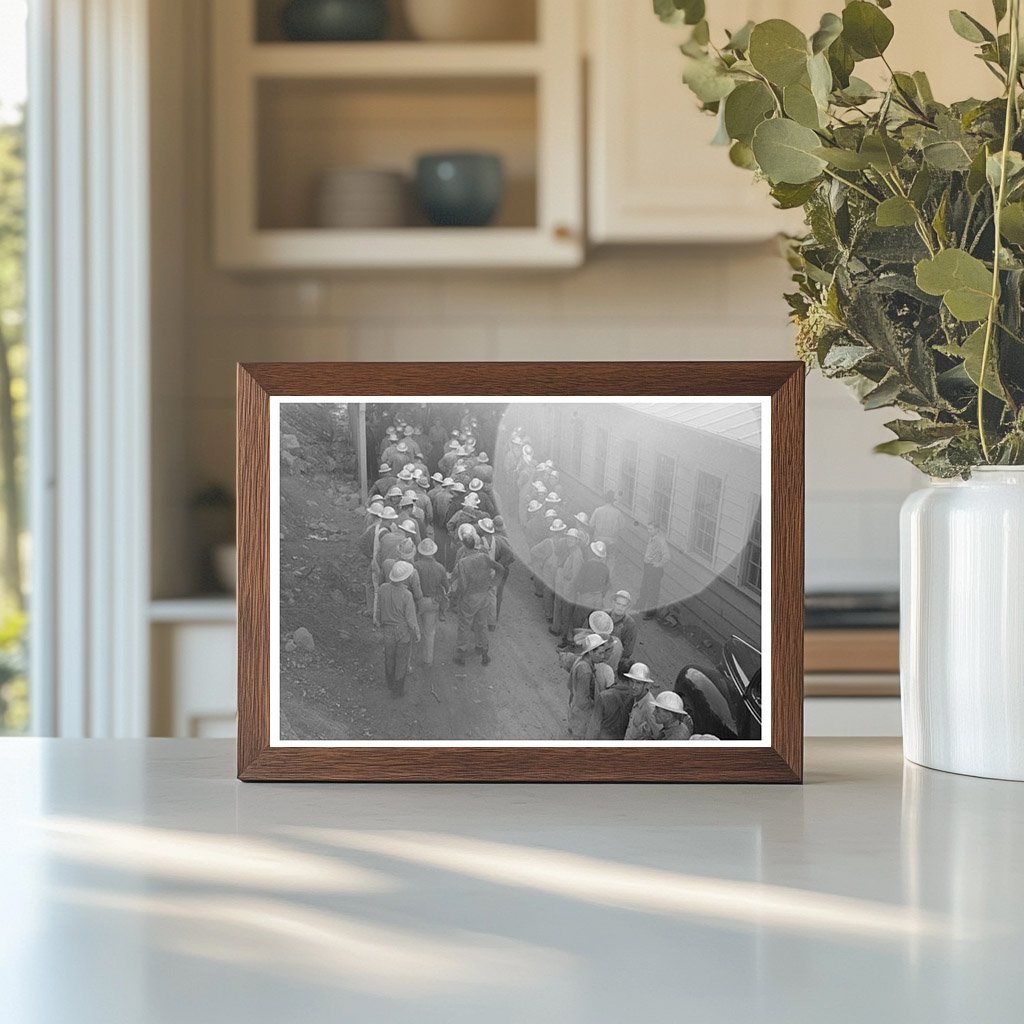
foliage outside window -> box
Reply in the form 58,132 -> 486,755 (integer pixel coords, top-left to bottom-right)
620,438 -> 639,509
691,470 -> 723,562
0,0 -> 27,734
658,0 -> 1024,477
651,452 -> 676,532
593,425 -> 609,491
741,501 -> 763,593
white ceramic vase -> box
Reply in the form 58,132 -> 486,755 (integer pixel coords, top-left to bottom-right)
900,467 -> 1024,780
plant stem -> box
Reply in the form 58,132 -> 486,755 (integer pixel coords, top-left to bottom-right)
822,168 -> 880,205
979,0 -> 1021,462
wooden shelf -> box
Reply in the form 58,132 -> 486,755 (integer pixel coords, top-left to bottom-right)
218,226 -> 579,270
249,42 -> 544,79
212,0 -> 583,269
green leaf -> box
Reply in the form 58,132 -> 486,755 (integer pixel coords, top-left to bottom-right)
862,374 -> 903,409
771,180 -> 820,209
986,150 -> 1024,191
813,146 -> 871,171
923,140 -> 972,171
938,325 -> 1006,398
913,71 -> 935,104
948,10 -> 994,44
1000,203 -> 1024,245
784,80 -> 824,129
751,118 -> 828,184
810,12 -> 843,54
723,81 -> 775,144
915,249 -> 994,322
691,19 -> 710,45
808,51 -> 833,109
842,1 -> 895,59
827,35 -> 856,88
860,133 -> 904,173
876,197 -> 918,228
875,439 -> 923,455
748,20 -> 809,86
909,164 -> 933,205
724,20 -> 755,53
729,140 -> 757,170
682,57 -> 736,104
993,0 -> 1008,24
967,144 -> 991,193
653,0 -> 705,26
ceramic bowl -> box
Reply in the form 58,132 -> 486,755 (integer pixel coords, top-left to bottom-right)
415,152 -> 504,228
281,0 -> 388,42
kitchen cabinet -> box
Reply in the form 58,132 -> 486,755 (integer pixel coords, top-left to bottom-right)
211,0 -> 583,269
587,0 -> 998,244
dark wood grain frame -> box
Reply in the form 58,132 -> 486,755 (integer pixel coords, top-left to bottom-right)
237,362 -> 804,782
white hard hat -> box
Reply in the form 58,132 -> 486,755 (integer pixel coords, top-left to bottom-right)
589,611 -> 614,635
581,633 -> 608,655
549,519 -> 567,532
389,560 -> 414,583
653,691 -> 688,716
624,663 -> 654,684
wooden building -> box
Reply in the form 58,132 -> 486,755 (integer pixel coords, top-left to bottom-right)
524,401 -> 763,647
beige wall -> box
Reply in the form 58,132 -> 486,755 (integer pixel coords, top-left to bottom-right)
153,0 -> 920,598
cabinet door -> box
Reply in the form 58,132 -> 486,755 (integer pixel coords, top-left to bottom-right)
588,0 -> 812,243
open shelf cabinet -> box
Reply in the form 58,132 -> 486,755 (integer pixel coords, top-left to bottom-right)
212,0 -> 583,269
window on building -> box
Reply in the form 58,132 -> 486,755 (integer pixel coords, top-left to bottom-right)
651,453 -> 675,532
620,439 -> 638,510
571,418 -> 583,477
741,501 -> 762,593
593,426 -> 608,491
690,471 -> 723,563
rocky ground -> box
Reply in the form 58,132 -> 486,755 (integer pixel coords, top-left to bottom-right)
277,403 -> 720,742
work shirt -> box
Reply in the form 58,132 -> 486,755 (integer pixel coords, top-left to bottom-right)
625,691 -> 663,741
575,558 -> 610,597
611,613 -> 639,661
447,508 -> 483,538
453,550 -> 499,596
588,680 -> 637,740
644,533 -> 670,568
415,556 -> 448,600
381,561 -> 423,604
369,474 -> 398,499
590,503 -> 622,544
377,582 -> 419,643
377,530 -> 403,567
659,719 -> 695,740
568,656 -> 596,738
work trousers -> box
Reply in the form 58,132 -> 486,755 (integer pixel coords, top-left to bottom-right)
384,640 -> 411,692
495,565 -> 510,618
457,590 -> 490,654
418,597 -> 439,666
639,564 -> 665,615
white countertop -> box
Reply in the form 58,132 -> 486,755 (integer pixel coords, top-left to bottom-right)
0,738 -> 1019,1023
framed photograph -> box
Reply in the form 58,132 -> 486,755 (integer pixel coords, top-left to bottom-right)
237,362 -> 803,782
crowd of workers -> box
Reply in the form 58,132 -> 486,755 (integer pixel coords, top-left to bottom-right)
357,406 -> 744,742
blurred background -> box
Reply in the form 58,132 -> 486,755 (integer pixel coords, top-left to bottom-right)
0,0 -> 997,740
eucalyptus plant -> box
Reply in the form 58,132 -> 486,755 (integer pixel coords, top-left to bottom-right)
657,0 -> 1024,476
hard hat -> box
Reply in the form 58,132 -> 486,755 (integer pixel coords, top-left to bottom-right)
396,442 -> 408,453
624,663 -> 654,684
397,470 -> 414,482
469,478 -> 483,492
549,519 -> 566,532
389,560 -> 414,583
431,472 -> 444,482
566,528 -> 582,540
654,691 -> 688,716
589,610 -> 613,635
397,539 -> 416,559
574,512 -> 589,525
451,482 -> 467,494
590,541 -> 607,559
544,508 -> 557,518
400,495 -> 414,507
581,633 -> 608,655
386,486 -> 403,498
378,462 -> 391,473
380,507 -> 398,521
546,492 -> 561,503
615,590 -> 631,601
417,539 -> 438,556
479,518 -> 495,534
398,519 -> 418,535
367,504 -> 384,518
463,493 -> 481,507
527,500 -> 542,513
478,453 -> 489,463
442,477 -> 455,487
403,425 -> 414,435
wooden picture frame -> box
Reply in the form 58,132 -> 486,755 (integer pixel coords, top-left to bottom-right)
237,362 -> 804,782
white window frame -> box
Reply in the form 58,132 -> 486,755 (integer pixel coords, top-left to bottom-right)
619,437 -> 638,511
592,425 -> 608,492
650,451 -> 676,534
28,0 -> 151,737
690,470 -> 723,566
740,498 -> 762,595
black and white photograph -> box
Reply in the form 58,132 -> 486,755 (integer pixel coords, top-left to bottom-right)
270,396 -> 768,746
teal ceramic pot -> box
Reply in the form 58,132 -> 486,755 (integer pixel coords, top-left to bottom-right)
415,152 -> 505,227
281,0 -> 388,41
